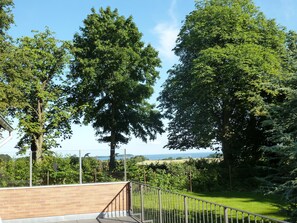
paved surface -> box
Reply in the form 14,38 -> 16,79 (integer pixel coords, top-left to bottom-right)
59,216 -> 139,223
98,217 -> 139,223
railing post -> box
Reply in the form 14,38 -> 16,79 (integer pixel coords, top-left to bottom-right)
129,182 -> 133,215
158,189 -> 163,223
184,196 -> 188,223
124,149 -> 127,181
79,150 -> 82,184
29,151 -> 32,187
224,207 -> 229,223
140,184 -> 144,222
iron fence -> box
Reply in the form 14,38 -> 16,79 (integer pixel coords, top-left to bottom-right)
130,182 -> 289,223
97,182 -> 131,219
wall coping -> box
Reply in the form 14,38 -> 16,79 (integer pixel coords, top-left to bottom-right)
0,181 -> 129,191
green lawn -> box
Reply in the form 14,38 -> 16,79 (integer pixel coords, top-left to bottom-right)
185,191 -> 286,221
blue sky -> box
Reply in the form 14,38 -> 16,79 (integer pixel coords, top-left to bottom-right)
2,0 -> 297,156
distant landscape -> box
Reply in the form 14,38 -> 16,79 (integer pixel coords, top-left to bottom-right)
97,151 -> 215,161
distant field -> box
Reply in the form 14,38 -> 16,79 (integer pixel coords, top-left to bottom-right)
138,158 -> 220,165
138,159 -> 190,165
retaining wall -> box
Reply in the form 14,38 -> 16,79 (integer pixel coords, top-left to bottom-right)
0,182 -> 129,222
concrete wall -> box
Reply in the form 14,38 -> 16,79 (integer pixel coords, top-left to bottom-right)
0,182 -> 129,222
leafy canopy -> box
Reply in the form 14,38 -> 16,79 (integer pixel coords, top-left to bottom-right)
69,7 -> 164,170
9,29 -> 72,160
159,0 -> 288,165
0,0 -> 14,112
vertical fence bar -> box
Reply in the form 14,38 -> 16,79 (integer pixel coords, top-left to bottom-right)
207,203 -> 209,223
129,182 -> 288,223
124,148 -> 127,181
203,202 -> 206,223
116,191 -> 118,217
129,182 -> 133,216
198,200 -> 201,223
79,149 -> 82,184
159,189 -> 163,223
211,204 -> 213,223
224,208 -> 229,223
184,196 -> 189,223
29,151 -> 32,187
140,184 -> 144,222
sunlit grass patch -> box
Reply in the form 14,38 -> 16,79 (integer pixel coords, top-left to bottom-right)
186,191 -> 286,220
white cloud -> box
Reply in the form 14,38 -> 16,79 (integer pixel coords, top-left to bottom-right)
153,0 -> 179,61
168,0 -> 178,24
153,23 -> 179,61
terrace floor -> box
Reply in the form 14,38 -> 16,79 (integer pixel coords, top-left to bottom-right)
60,216 -> 138,223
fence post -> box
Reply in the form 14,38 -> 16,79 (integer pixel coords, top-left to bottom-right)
158,189 -> 163,223
29,151 -> 32,187
224,207 -> 229,223
79,150 -> 82,184
129,182 -> 133,215
184,196 -> 188,223
140,184 -> 144,222
124,149 -> 127,181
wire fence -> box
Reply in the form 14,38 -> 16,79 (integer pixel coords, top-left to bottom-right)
0,149 -> 128,187
130,182 -> 290,223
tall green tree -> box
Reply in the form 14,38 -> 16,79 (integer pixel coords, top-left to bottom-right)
69,7 -> 164,171
159,0 -> 288,166
262,31 -> 297,222
10,29 -> 72,161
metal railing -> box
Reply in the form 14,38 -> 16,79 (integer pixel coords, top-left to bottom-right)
130,182 -> 289,223
97,182 -> 131,219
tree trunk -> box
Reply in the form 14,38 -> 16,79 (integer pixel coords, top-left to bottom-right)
31,98 -> 44,162
31,134 -> 43,162
222,138 -> 233,190
109,131 -> 116,172
221,139 -> 232,166
221,104 -> 233,166
109,99 -> 117,172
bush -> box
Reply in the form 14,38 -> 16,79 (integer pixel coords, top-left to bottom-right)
186,158 -> 223,192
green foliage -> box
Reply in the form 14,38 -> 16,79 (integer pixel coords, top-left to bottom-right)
260,31 -> 297,222
0,155 -> 288,219
131,155 -> 147,163
159,0 -> 289,167
0,153 -> 11,162
146,163 -> 188,190
32,155 -> 79,185
7,28 -> 73,161
186,159 -> 222,192
69,7 -> 164,171
0,157 -> 30,187
0,0 -> 16,112
0,0 -> 13,36
0,154 -> 116,187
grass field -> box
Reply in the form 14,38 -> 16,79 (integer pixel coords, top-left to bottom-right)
132,184 -> 287,222
186,191 -> 286,220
